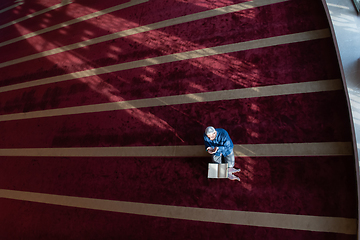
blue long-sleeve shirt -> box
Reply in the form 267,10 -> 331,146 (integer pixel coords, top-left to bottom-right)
203,128 -> 233,157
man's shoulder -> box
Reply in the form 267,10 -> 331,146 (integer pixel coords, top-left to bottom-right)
216,129 -> 230,140
216,128 -> 227,134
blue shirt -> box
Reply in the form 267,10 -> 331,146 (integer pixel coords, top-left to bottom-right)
203,128 -> 234,157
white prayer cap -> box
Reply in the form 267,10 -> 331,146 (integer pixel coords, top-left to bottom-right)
205,126 -> 216,135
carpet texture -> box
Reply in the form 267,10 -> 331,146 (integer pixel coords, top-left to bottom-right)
0,0 -> 357,239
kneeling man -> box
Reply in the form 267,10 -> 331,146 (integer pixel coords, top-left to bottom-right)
203,126 -> 240,181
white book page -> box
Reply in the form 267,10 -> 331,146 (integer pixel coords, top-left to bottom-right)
208,163 -> 218,178
218,163 -> 228,178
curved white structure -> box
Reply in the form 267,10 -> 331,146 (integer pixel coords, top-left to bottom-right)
321,0 -> 360,237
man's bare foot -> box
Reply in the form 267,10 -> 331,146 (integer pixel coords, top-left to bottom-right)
228,167 -> 241,174
228,173 -> 240,181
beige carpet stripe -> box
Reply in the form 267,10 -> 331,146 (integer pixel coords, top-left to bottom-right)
0,142 -> 352,157
0,189 -> 356,234
0,2 -> 24,14
0,0 -> 288,68
0,0 -> 148,47
0,29 -> 331,94
233,142 -> 353,157
0,79 -> 342,122
0,2 -> 70,29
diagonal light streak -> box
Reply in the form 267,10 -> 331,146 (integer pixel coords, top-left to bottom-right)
0,0 -> 288,68
0,29 -> 331,94
0,79 -> 342,122
0,1 -> 24,14
0,2 -> 70,29
0,0 -> 149,47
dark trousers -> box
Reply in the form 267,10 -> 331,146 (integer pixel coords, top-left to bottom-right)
212,150 -> 235,168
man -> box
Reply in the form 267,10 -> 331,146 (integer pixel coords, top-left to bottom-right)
203,126 -> 240,181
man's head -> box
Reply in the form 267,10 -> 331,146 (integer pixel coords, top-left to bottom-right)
205,126 -> 217,140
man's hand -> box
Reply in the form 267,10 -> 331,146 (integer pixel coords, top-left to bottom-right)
207,147 -> 218,154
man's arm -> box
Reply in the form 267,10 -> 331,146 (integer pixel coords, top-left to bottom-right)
215,130 -> 233,155
203,134 -> 211,150
204,134 -> 218,154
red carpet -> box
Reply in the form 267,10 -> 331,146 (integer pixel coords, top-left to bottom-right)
0,91 -> 352,147
0,39 -> 342,110
0,197 -> 355,240
0,0 -> 357,238
0,155 -> 356,217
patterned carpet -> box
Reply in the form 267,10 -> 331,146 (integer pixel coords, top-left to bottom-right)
0,0 -> 357,239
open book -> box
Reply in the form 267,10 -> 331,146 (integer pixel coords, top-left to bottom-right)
208,163 -> 228,178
